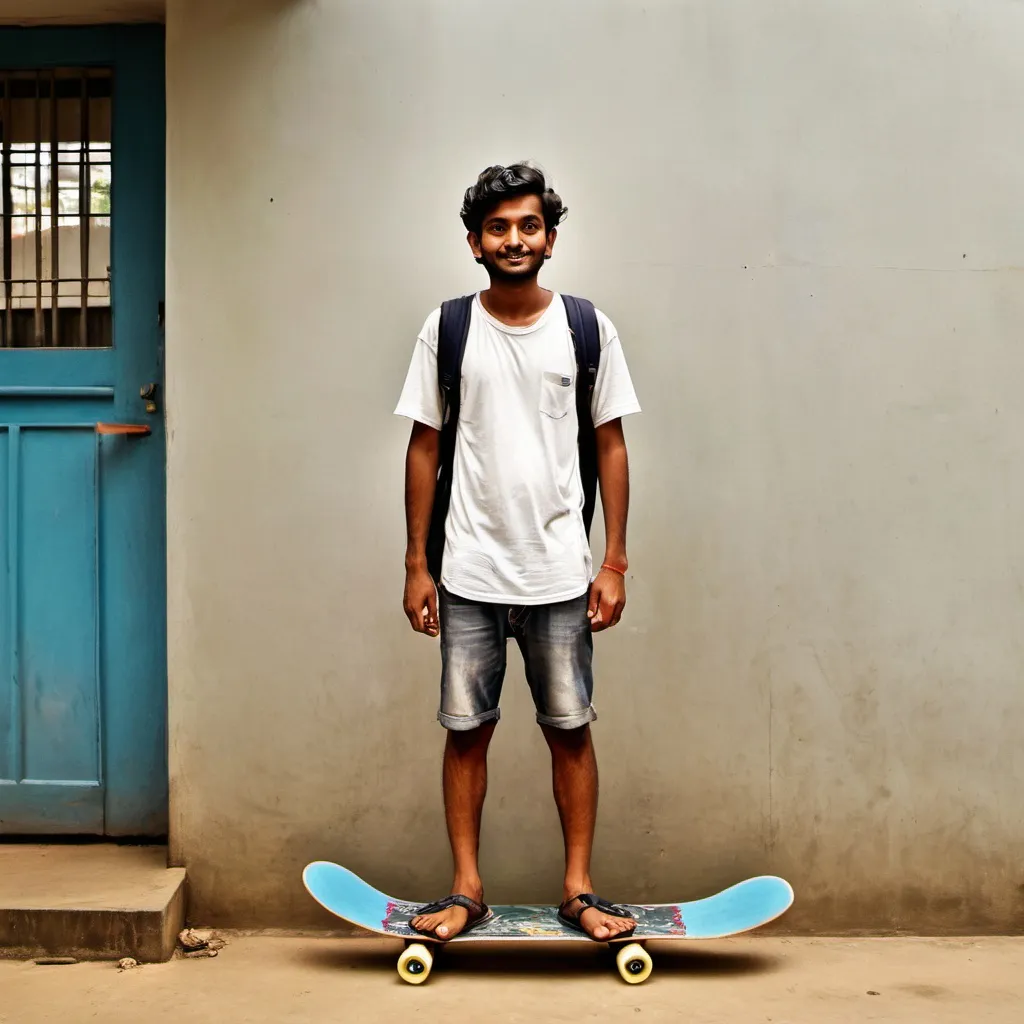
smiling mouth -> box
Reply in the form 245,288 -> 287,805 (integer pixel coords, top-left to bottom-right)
502,252 -> 529,262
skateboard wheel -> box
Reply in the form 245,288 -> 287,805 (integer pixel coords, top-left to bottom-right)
616,942 -> 653,984
397,943 -> 433,984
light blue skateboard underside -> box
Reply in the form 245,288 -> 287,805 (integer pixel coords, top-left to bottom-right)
303,861 -> 794,942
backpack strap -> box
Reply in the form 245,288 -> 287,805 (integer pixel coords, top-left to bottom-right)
562,294 -> 601,538
426,294 -> 473,582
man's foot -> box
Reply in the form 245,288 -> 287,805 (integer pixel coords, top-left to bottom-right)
410,882 -> 488,941
558,890 -> 637,941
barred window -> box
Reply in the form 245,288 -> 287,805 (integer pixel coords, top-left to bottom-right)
0,68 -> 112,348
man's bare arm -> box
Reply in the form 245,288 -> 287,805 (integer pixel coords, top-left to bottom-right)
404,421 -> 440,636
588,418 -> 630,631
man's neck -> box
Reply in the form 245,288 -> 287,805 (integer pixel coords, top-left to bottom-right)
480,278 -> 553,327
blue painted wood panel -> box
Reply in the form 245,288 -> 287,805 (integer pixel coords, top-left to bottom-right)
1,425 -> 106,831
0,26 -> 166,835
20,429 -> 100,784
101,26 -> 167,838
0,430 -> 10,780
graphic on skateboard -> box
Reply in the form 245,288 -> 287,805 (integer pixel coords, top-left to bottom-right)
302,861 -> 794,984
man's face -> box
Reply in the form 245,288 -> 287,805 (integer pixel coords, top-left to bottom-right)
469,194 -> 556,282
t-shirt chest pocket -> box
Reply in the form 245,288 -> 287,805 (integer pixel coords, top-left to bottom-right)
539,369 -> 574,419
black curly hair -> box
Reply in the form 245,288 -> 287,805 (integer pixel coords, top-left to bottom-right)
460,162 -> 567,237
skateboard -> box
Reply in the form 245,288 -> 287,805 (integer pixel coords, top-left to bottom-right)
302,861 -> 794,985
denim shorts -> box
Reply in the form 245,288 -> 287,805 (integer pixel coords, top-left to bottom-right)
437,586 -> 597,731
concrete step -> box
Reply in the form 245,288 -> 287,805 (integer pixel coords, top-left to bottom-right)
0,843 -> 186,963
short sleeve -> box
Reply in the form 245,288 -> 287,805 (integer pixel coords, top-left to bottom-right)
590,309 -> 641,428
394,308 -> 443,430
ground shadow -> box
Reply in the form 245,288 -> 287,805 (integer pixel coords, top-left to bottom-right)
293,938 -> 781,982
295,940 -> 403,977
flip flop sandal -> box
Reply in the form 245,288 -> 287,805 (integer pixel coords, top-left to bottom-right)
410,894 -> 493,940
558,893 -> 637,940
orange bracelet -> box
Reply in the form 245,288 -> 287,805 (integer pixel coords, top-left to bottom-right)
601,563 -> 627,576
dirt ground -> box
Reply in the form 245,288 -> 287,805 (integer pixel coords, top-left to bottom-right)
1,935 -> 1022,1023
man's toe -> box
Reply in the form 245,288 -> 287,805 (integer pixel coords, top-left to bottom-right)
606,915 -> 634,937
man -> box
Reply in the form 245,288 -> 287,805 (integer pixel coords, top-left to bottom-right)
394,163 -> 641,942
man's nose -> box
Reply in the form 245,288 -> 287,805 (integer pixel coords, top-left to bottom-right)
506,225 -> 521,248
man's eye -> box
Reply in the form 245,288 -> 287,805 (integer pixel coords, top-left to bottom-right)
489,225 -> 505,234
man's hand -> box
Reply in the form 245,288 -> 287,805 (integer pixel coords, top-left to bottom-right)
587,568 -> 626,632
404,567 -> 439,637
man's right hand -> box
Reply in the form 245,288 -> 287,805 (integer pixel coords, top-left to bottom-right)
404,567 -> 439,637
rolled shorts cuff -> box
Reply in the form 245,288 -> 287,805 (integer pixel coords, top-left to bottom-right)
437,708 -> 501,731
535,704 -> 597,731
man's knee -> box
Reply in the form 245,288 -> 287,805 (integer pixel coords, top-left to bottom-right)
541,721 -> 592,751
446,719 -> 498,754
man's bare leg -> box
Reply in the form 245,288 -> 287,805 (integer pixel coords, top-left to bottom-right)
410,721 -> 496,939
542,723 -> 636,940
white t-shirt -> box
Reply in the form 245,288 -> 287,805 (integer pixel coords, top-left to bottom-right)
395,292 -> 641,605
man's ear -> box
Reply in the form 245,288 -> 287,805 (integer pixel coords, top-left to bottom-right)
467,231 -> 483,261
544,227 -> 558,258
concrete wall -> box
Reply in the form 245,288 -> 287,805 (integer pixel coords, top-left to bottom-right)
166,0 -> 1024,932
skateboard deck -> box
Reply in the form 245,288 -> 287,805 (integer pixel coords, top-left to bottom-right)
303,861 -> 794,984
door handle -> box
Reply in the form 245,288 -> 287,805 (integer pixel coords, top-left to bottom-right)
96,423 -> 151,436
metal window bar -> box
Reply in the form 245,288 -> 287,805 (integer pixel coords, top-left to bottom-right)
50,69 -> 58,347
34,71 -> 43,346
2,79 -> 11,347
79,71 -> 89,348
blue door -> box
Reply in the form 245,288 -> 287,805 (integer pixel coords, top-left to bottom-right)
0,28 -> 166,835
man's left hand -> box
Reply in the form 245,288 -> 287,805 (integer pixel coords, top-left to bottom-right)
587,568 -> 626,632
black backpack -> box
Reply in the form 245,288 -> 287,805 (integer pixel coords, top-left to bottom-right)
426,294 -> 601,583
